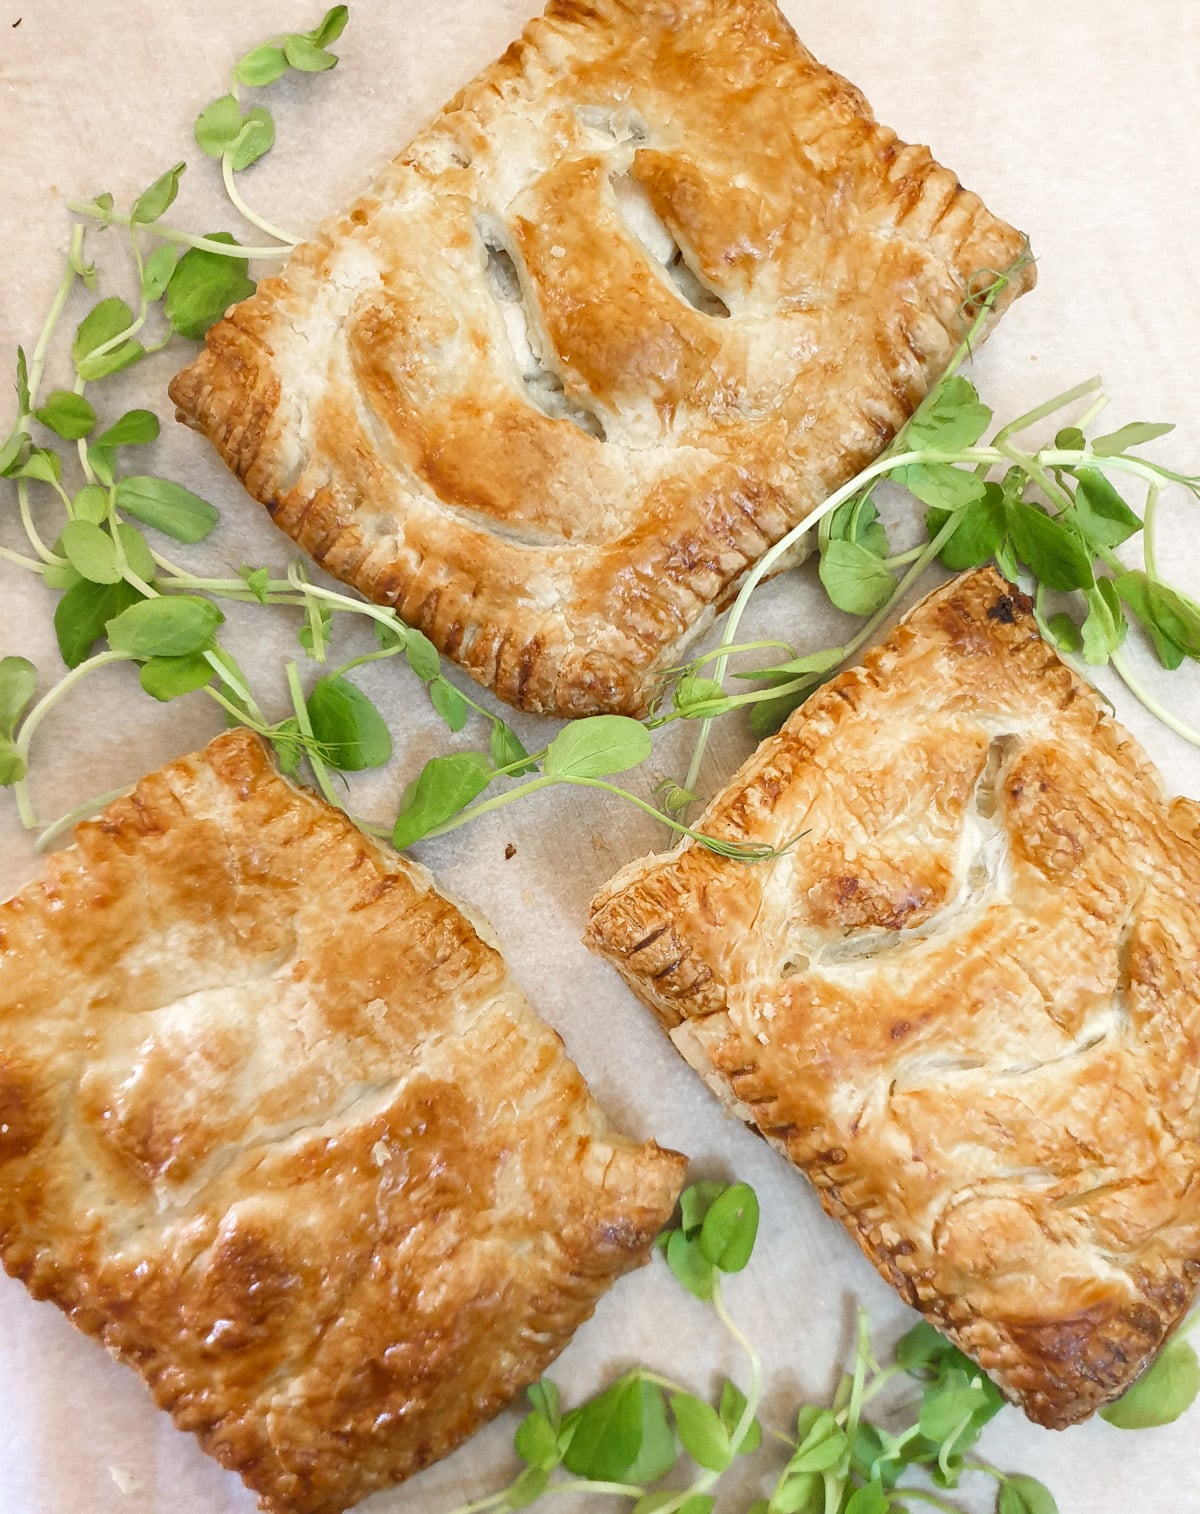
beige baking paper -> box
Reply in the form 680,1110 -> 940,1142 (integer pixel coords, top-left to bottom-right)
1,2 -> 1198,1511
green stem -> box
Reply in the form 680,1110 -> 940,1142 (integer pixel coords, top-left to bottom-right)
1110,650 -> 1200,748
990,375 -> 1103,449
0,545 -> 47,573
220,151 -> 301,246
1143,483 -> 1161,579
711,1276 -> 764,1457
64,198 -> 293,261
284,659 -> 341,807
12,649 -> 134,827
22,226 -> 84,419
543,1479 -> 645,1499
34,785 -> 131,853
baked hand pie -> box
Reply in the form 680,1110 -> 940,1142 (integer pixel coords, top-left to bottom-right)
169,0 -> 1034,719
0,729 -> 686,1514
586,569 -> 1200,1428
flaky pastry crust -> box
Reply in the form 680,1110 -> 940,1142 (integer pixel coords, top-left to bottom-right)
0,730 -> 685,1514
169,0 -> 1033,717
586,569 -> 1200,1428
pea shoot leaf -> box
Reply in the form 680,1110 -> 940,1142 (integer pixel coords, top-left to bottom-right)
926,484 -> 1005,570
34,390 -> 96,440
429,676 -> 468,731
505,1466 -> 549,1510
54,578 -> 144,668
95,409 -> 160,448
718,1378 -> 762,1456
998,1474 -> 1060,1514
1079,578 -> 1125,665
1070,468 -> 1142,549
544,715 -> 651,780
403,628 -> 441,682
130,161 -> 185,225
239,565 -> 271,603
894,460 -> 986,510
105,595 -> 224,658
825,494 -> 888,557
392,751 -> 493,849
115,476 -> 219,542
697,1182 -> 758,1272
76,483 -> 124,538
194,94 -> 244,158
60,520 -> 122,585
679,1180 -> 727,1236
561,1377 -> 647,1483
13,446 -> 62,483
235,43 -> 289,87
819,538 -> 895,616
284,34 -> 339,71
87,444 -> 115,485
309,4 -> 349,46
72,297 -> 143,381
164,234 -> 255,340
1006,501 -> 1094,591
306,674 -> 391,770
1043,611 -> 1082,655
0,656 -> 36,785
623,1379 -> 677,1484
665,1228 -> 715,1301
0,657 -> 36,740
525,1381 -> 561,1433
844,1482 -> 889,1514
140,652 -> 214,702
1099,1336 -> 1200,1428
670,1392 -> 731,1472
490,720 -> 535,775
1115,570 -> 1200,662
904,376 -> 992,451
0,431 -> 27,477
141,243 -> 179,302
1090,421 -> 1173,456
514,1409 -> 560,1472
15,346 -> 29,413
229,107 -> 277,171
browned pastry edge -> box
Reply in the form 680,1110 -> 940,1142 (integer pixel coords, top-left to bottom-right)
169,0 -> 1034,718
0,730 -> 687,1513
585,569 -> 1200,1428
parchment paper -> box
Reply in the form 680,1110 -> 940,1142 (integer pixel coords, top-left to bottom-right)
1,3 -> 1198,1511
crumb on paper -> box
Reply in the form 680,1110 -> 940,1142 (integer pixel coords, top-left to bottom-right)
504,842 -> 517,860
109,1467 -> 140,1495
591,832 -> 610,852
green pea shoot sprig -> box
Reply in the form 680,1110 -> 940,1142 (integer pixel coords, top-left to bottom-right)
0,8 -> 781,861
443,1180 -> 1199,1514
4,14 -> 1200,869
661,281 -> 1200,795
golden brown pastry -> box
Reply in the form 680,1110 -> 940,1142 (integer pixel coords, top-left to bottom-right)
169,0 -> 1034,719
586,569 -> 1200,1428
0,729 -> 686,1514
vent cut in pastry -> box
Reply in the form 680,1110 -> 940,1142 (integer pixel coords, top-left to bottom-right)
0,729 -> 686,1514
169,0 -> 1034,719
586,569 -> 1200,1428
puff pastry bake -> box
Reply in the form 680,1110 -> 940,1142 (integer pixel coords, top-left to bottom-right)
169,0 -> 1033,718
586,568 -> 1200,1428
0,729 -> 685,1514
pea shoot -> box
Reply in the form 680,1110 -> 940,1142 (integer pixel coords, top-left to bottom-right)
440,1180 -> 1199,1514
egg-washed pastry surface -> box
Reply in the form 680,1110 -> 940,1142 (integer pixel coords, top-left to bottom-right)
0,729 -> 686,1514
169,0 -> 1033,719
586,568 -> 1200,1428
